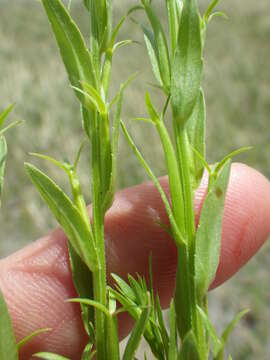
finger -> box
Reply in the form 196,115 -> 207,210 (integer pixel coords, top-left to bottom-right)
0,163 -> 269,359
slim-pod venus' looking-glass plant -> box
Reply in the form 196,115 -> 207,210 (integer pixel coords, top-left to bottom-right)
23,0 -> 253,359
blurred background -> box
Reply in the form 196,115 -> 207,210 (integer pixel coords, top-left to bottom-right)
0,0 -> 269,358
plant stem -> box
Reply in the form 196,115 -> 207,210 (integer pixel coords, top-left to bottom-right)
91,112 -> 107,360
174,121 -> 208,358
154,119 -> 195,341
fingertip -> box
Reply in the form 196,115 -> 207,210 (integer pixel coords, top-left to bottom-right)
212,163 -> 270,287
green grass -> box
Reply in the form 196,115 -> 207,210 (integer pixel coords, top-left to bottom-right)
0,0 -> 269,358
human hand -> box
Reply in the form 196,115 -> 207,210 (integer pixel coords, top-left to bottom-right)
0,163 -> 269,359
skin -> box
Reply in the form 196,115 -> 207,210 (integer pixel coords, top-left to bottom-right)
0,163 -> 269,359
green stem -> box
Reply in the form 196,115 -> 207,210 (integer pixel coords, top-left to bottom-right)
91,113 -> 107,360
155,120 -> 195,340
174,127 -> 196,264
174,242 -> 193,339
174,123 -> 208,357
100,113 -> 112,208
155,120 -> 185,233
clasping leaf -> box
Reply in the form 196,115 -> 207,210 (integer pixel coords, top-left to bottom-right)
123,292 -> 151,360
171,0 -> 203,125
41,0 -> 97,104
141,0 -> 171,93
186,89 -> 206,192
195,160 -> 231,301
178,330 -> 200,360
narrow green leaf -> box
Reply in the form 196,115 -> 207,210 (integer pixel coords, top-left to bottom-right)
114,271 -> 163,360
89,0 -> 111,53
214,146 -> 253,177
123,293 -> 151,360
67,0 -> 72,11
178,331 -> 200,360
17,328 -> 51,350
128,5 -> 144,16
29,153 -> 69,172
109,72 -> 139,109
111,273 -> 136,303
217,309 -> 249,357
161,94 -> 171,120
0,120 -> 23,137
148,253 -> 154,314
208,11 -> 228,23
186,90 -> 206,191
191,146 -> 211,175
25,163 -> 98,272
81,106 -> 93,139
109,16 -> 126,48
166,0 -> 179,55
156,295 -> 169,354
121,120 -> 185,246
113,40 -> 133,53
142,0 -> 171,92
142,26 -> 163,87
41,0 -> 96,104
115,305 -> 139,316
128,274 -> 147,305
154,119 -> 186,241
214,310 -> 249,359
204,0 -> 221,22
81,81 -> 106,114
0,136 -> 7,206
195,160 -> 231,301
67,243 -> 94,336
72,82 -> 106,115
0,290 -> 18,360
146,319 -> 165,360
0,103 -> 15,128
171,0 -> 203,125
168,300 -> 177,360
145,92 -> 160,124
147,82 -> 165,92
109,288 -> 139,320
67,298 -> 110,317
197,305 -> 221,352
81,342 -> 94,360
73,139 -> 87,171
34,353 -> 70,360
